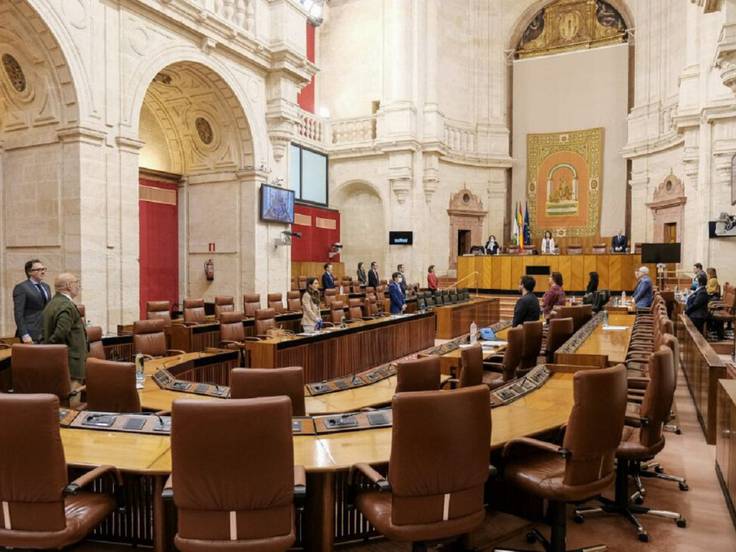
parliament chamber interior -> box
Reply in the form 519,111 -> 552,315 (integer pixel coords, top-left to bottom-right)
3,0 -> 736,551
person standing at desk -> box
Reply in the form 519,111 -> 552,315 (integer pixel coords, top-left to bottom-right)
691,263 -> 705,290
485,235 -> 500,255
541,271 -> 565,316
397,264 -> 407,295
368,261 -> 380,288
685,273 -> 709,334
321,263 -> 336,290
540,231 -> 556,254
513,276 -> 541,327
632,266 -> 654,308
427,265 -> 439,291
13,259 -> 51,343
301,277 -> 322,332
356,262 -> 367,286
388,272 -> 406,314
43,273 -> 86,380
611,230 -> 627,252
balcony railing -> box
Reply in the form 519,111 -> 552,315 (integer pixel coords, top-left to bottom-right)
296,109 -> 326,147
331,116 -> 376,146
444,122 -> 476,155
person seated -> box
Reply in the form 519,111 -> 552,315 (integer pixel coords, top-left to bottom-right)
427,265 -> 439,291
632,266 -> 653,308
686,273 -> 709,334
706,267 -> 720,300
611,229 -> 627,252
541,272 -> 565,316
513,276 -> 541,327
388,272 -> 406,314
540,230 -> 555,254
485,234 -> 500,255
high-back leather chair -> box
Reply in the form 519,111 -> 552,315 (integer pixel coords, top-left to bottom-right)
592,243 -> 607,254
546,317 -> 574,362
218,312 -> 248,366
85,358 -> 141,413
348,298 -> 363,321
183,299 -> 206,324
520,320 -> 543,372
323,288 -> 338,307
267,293 -> 285,314
566,244 -> 583,255
0,393 -> 119,550
133,319 -> 168,357
146,301 -> 172,325
214,296 -> 234,318
11,344 -> 73,405
501,365 -> 627,552
243,294 -> 261,318
364,295 -> 378,317
395,356 -> 441,393
484,325 -> 523,383
86,326 -> 106,360
255,308 -> 277,336
353,385 -> 491,549
286,291 -> 301,312
449,343 -> 484,388
170,397 -> 301,551
330,301 -> 345,325
298,276 -> 307,290
230,367 -> 306,416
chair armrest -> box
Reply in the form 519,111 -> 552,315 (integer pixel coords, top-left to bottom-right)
166,349 -> 186,356
502,437 -> 570,460
65,465 -> 123,496
625,414 -> 649,428
350,463 -> 391,492
161,475 -> 174,501
69,384 -> 86,398
243,336 -> 262,341
219,340 -> 245,349
0,343 -> 9,350
294,465 -> 306,500
440,378 -> 459,390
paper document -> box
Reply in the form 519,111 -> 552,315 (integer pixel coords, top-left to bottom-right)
602,325 -> 628,331
482,340 -> 508,347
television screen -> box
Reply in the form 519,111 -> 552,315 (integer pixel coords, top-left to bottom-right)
260,184 -> 295,224
641,243 -> 681,264
389,231 -> 413,245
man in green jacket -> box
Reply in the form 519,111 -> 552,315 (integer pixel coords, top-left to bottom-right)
43,273 -> 87,380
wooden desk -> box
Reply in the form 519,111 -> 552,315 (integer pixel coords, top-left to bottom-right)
245,312 -> 436,382
438,325 -> 511,376
434,297 -> 500,339
554,313 -> 635,367
457,254 -> 654,293
716,378 -> 736,529
0,347 -> 10,391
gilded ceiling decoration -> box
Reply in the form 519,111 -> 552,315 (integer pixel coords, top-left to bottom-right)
516,0 -> 627,59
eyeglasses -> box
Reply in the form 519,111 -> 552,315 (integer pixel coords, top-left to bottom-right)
30,267 -> 47,272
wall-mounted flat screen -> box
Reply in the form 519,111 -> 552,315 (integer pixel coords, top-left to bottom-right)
389,231 -> 413,245
641,243 -> 681,264
260,183 -> 295,224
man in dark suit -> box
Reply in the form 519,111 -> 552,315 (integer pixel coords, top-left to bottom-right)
43,273 -> 87,380
368,261 -> 380,288
397,264 -> 407,295
13,259 -> 52,343
512,276 -> 541,327
388,272 -> 406,314
321,263 -> 336,290
611,230 -> 627,252
685,272 -> 709,334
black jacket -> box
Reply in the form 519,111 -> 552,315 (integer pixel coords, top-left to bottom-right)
685,287 -> 709,321
13,279 -> 51,341
512,292 -> 541,327
368,269 -> 380,288
611,234 -> 627,252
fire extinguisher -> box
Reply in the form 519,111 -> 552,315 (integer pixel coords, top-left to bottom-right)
204,259 -> 214,281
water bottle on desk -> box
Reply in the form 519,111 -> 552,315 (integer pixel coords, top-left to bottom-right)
469,321 -> 478,345
134,353 -> 145,386
621,290 -> 626,306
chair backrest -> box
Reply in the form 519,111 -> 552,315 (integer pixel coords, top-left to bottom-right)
561,364 -> 626,487
85,358 -> 141,413
183,299 -> 206,324
86,325 -> 106,360
171,397 -> 294,543
323,288 -> 338,306
348,298 -> 363,320
459,343 -> 484,387
298,276 -> 308,290
395,356 -> 441,393
230,367 -> 306,416
219,312 -> 245,342
546,317 -> 574,362
286,291 -> 301,312
267,293 -> 285,314
501,326 -> 524,381
591,243 -> 607,254
364,295 -> 378,317
243,294 -> 261,317
214,296 -> 235,318
330,301 -> 345,324
660,333 -> 679,384
364,286 -> 375,295
147,300 -> 172,325
11,344 -> 71,402
255,308 -> 277,336
0,393 -> 69,531
633,242 -> 642,254
638,346 -> 676,449
388,385 -> 490,526
567,245 -> 583,255
133,319 -> 167,357
520,320 -> 543,370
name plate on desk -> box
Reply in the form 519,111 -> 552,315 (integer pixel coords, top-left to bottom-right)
489,365 -> 551,408
313,409 -> 394,434
306,364 -> 398,396
64,410 -> 174,435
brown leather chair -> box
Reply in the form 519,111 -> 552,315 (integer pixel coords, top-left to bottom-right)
75,304 -> 86,319
545,317 -> 574,363
323,288 -> 338,307
591,243 -> 607,254
243,294 -> 261,318
183,299 -> 207,324
218,312 -> 249,366
286,291 -> 301,312
168,397 -> 304,551
352,385 -> 491,550
214,296 -> 235,318
133,319 -> 184,357
519,320 -> 543,372
364,295 -> 379,317
10,344 -> 76,406
329,301 -> 345,325
484,325 -> 523,384
147,300 -> 172,325
575,347 -> 686,541
230,367 -> 306,416
267,293 -> 285,314
395,356 -> 441,393
0,393 -> 120,550
255,308 -> 277,336
347,298 -> 363,321
443,343 -> 484,389
499,364 -> 627,552
86,325 -> 106,360
566,245 -> 583,255
85,358 -> 141,413
298,276 -> 308,290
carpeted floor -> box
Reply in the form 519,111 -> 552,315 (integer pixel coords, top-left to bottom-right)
70,366 -> 736,552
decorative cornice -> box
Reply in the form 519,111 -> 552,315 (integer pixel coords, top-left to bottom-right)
116,136 -> 146,152
57,126 -> 107,145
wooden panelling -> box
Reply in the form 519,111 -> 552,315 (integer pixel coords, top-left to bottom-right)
435,298 -> 500,339
716,379 -> 736,529
292,261 -> 346,279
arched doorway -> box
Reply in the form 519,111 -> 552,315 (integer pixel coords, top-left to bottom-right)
137,61 -> 254,316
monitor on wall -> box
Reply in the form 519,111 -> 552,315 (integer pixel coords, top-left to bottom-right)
641,243 -> 681,264
389,231 -> 413,245
260,183 -> 295,224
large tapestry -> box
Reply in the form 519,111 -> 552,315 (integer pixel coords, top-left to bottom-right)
526,127 -> 603,239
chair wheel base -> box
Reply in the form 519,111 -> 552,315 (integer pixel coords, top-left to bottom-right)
637,531 -> 649,542
574,513 -> 585,524
677,518 -> 687,528
678,482 -> 689,491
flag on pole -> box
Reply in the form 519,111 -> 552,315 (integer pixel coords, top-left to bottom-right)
523,201 -> 531,248
516,202 -> 524,249
512,202 -> 520,246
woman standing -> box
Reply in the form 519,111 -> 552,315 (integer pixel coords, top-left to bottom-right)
541,271 -> 566,316
540,230 -> 556,254
427,265 -> 439,291
301,277 -> 322,332
356,262 -> 367,286
586,271 -> 599,293
485,235 -> 500,255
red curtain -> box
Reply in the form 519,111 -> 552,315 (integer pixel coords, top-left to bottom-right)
291,204 -> 340,262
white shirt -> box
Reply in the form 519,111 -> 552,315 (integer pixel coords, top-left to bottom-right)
541,237 -> 555,253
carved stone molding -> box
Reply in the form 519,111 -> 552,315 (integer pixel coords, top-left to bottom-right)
645,173 -> 686,243
447,187 -> 487,269
422,152 -> 439,202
